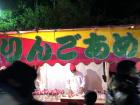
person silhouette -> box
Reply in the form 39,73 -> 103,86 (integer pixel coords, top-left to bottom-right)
0,61 -> 44,105
105,60 -> 140,105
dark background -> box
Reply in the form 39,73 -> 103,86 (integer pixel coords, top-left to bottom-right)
0,0 -> 140,30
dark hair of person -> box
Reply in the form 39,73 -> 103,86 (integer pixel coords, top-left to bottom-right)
0,61 -> 48,105
84,90 -> 97,105
115,60 -> 136,80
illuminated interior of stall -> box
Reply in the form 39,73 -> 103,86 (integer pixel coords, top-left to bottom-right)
33,62 -> 109,102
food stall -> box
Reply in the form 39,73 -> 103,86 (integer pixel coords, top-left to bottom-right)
0,25 -> 140,105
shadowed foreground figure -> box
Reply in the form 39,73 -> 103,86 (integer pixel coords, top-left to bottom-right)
84,91 -> 97,105
0,61 -> 44,105
105,60 -> 140,105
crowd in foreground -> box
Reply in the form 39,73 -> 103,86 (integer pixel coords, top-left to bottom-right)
105,60 -> 140,105
0,60 -> 140,105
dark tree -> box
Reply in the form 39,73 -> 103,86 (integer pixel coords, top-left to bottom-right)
0,0 -> 140,31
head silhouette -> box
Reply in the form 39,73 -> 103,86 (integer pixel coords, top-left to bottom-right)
84,91 -> 97,105
116,60 -> 136,76
0,61 -> 37,98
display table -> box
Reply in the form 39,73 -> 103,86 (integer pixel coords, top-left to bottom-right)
61,96 -> 105,105
43,102 -> 68,105
33,95 -> 105,105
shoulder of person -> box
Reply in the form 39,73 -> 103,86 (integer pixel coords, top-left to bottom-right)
108,75 -> 118,90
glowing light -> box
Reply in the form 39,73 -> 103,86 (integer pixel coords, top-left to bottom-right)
130,25 -> 134,29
